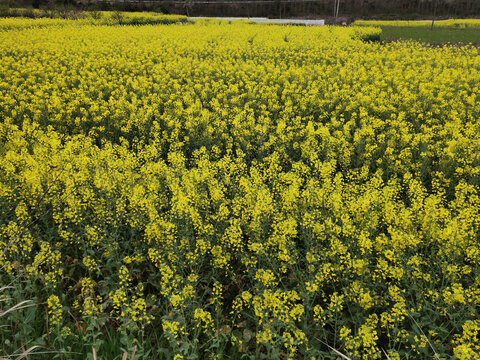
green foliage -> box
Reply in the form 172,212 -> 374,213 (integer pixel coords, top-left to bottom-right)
380,26 -> 480,45
354,20 -> 480,44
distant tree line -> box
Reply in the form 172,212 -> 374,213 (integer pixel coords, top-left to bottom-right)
14,0 -> 480,18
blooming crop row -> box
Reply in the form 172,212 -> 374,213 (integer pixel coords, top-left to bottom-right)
0,11 -> 187,30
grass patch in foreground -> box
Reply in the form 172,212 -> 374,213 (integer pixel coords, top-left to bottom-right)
379,26 -> 480,44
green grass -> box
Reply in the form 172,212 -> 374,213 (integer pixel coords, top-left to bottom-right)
379,26 -> 480,44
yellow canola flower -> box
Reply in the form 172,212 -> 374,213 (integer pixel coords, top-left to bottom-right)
47,295 -> 62,332
0,17 -> 479,359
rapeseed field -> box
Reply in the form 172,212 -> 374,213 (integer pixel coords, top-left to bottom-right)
0,17 -> 479,359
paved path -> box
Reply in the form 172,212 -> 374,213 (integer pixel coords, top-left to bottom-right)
190,17 -> 325,25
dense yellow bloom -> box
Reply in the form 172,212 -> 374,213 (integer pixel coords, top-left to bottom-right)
162,320 -> 184,340
254,269 -> 278,288
194,308 -> 214,333
444,283 -> 467,306
47,295 -> 62,332
0,16 -> 479,359
209,281 -> 223,305
82,255 -> 98,273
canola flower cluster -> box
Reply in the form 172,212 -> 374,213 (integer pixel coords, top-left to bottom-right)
0,18 -> 479,359
354,19 -> 480,28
